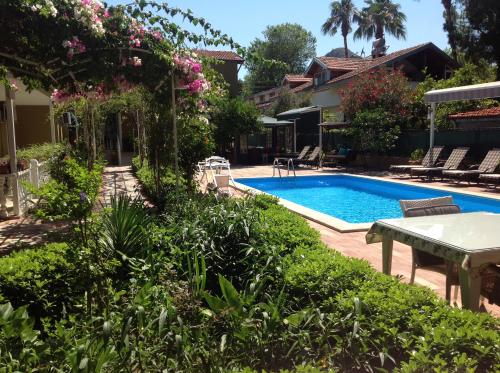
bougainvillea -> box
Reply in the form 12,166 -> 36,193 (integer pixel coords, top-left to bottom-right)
340,68 -> 416,120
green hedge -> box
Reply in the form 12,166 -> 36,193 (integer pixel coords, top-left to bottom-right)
0,243 -> 90,319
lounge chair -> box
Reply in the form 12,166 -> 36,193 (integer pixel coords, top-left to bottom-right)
479,173 -> 500,189
213,174 -> 232,198
322,147 -> 355,168
390,146 -> 444,175
442,148 -> 500,184
400,196 -> 461,302
292,145 -> 311,161
295,146 -> 321,168
410,147 -> 469,180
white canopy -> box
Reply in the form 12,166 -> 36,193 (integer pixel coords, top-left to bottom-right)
426,81 -> 500,158
424,81 -> 500,104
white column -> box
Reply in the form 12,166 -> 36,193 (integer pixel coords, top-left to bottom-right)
49,101 -> 56,144
117,112 -> 122,166
30,159 -> 39,188
429,102 -> 436,164
5,85 -> 20,215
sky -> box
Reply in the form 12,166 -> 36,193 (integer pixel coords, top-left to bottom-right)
107,0 -> 449,77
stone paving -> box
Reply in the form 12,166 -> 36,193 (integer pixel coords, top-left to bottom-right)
230,164 -> 500,316
0,165 -> 141,255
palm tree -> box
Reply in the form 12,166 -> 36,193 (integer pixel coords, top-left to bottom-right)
321,0 -> 357,58
353,0 -> 407,42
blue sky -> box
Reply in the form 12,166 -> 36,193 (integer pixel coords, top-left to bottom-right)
108,0 -> 449,76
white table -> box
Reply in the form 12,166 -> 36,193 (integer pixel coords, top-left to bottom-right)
366,212 -> 500,311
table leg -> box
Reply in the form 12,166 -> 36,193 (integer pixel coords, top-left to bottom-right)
458,267 -> 481,311
382,236 -> 393,275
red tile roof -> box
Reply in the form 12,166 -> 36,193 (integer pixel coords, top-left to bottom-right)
283,74 -> 312,83
194,50 -> 244,62
291,80 -> 313,93
449,107 -> 500,120
317,57 -> 368,71
325,43 -> 432,86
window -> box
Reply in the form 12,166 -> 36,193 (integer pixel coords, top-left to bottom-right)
314,69 -> 331,87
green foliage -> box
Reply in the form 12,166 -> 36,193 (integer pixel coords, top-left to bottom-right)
321,0 -> 356,58
31,157 -> 103,221
244,23 -> 316,94
99,194 -> 152,259
0,243 -> 89,319
415,63 -> 497,129
410,148 -> 424,161
353,0 -> 406,41
1,182 -> 499,371
454,0 -> 500,79
266,87 -> 312,117
347,108 -> 401,153
15,142 -> 66,162
132,155 -> 181,210
212,97 -> 261,155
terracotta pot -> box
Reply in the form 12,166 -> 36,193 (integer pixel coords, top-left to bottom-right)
17,159 -> 29,171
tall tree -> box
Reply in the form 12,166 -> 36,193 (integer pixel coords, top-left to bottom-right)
321,0 -> 357,58
442,0 -> 458,61
353,0 -> 406,41
455,0 -> 500,79
244,23 -> 316,94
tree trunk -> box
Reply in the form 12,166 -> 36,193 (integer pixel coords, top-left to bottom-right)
375,21 -> 384,39
442,0 -> 457,60
343,35 -> 349,58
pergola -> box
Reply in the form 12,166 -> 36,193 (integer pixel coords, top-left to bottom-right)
277,106 -> 323,153
424,81 -> 500,159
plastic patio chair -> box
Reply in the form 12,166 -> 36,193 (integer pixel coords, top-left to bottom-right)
399,196 -> 461,302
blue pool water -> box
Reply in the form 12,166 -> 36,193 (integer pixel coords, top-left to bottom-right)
236,175 -> 500,224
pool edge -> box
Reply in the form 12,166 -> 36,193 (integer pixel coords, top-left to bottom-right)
233,180 -> 371,233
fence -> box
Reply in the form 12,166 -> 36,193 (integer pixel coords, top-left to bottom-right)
0,159 -> 50,217
318,127 -> 500,160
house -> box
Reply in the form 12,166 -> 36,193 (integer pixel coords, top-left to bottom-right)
249,42 -> 457,118
195,50 -> 244,97
0,81 -> 60,157
449,107 -> 500,129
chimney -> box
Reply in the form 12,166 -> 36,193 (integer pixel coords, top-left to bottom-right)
371,37 -> 388,58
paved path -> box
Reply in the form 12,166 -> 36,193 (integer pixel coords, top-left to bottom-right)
100,165 -> 142,205
0,166 -> 142,255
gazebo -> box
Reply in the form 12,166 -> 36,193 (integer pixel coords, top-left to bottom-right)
424,81 -> 500,159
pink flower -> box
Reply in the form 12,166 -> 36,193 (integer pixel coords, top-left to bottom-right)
130,56 -> 142,67
103,9 -> 110,18
191,62 -> 202,74
188,79 -> 203,94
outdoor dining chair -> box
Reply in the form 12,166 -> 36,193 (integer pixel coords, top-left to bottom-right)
399,196 -> 461,302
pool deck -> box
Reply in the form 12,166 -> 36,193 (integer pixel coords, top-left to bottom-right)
230,165 -> 500,316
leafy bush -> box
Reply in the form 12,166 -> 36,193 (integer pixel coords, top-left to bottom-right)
131,155 -> 180,210
346,108 -> 402,153
410,148 -> 425,161
0,243 -> 89,319
31,157 -> 103,220
16,142 -> 66,162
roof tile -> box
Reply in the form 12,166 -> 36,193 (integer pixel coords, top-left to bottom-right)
194,50 -> 244,62
449,107 -> 500,120
317,57 -> 368,71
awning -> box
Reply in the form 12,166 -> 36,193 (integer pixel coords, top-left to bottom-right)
424,81 -> 500,104
277,105 -> 321,117
258,115 -> 293,128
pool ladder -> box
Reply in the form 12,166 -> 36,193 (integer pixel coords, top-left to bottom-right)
273,158 -> 296,178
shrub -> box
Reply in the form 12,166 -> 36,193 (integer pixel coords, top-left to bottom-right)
30,157 -> 103,220
16,142 -> 66,162
410,148 -> 425,161
346,108 -> 402,153
0,243 -> 90,319
131,155 -> 180,210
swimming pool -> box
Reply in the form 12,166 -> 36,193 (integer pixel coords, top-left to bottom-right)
235,175 -> 500,224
